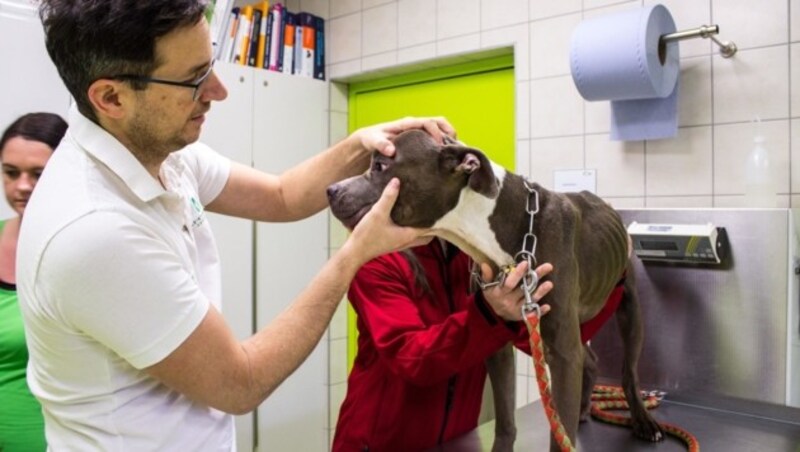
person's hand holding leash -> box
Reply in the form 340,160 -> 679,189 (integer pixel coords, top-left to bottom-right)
480,262 -> 554,321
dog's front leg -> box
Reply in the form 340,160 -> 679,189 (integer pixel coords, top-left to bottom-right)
541,284 -> 584,451
486,343 -> 516,452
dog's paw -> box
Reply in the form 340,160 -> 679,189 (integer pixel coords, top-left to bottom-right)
632,418 -> 665,442
491,435 -> 515,452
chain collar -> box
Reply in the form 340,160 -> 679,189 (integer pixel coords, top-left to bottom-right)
471,180 -> 542,316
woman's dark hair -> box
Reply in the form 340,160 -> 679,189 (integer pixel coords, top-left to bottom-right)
401,249 -> 433,296
39,0 -> 209,123
0,113 -> 68,157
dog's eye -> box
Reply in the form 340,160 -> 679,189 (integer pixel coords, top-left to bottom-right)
371,161 -> 388,173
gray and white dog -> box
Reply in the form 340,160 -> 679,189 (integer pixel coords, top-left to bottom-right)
327,130 -> 663,451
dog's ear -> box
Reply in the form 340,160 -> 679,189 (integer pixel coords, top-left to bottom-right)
441,145 -> 499,198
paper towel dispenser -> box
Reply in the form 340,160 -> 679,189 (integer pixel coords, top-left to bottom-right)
627,222 -> 729,264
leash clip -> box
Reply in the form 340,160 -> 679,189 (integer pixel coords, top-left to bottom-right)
521,301 -> 540,317
521,268 -> 541,320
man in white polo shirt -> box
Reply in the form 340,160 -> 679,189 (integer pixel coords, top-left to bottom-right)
17,1 -> 454,450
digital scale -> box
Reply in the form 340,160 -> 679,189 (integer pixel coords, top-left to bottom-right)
627,222 -> 729,265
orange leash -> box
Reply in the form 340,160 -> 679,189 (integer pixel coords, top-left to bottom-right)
524,309 -> 576,452
523,310 -> 699,452
590,385 -> 700,452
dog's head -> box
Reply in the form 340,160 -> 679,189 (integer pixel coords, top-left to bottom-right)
326,129 -> 499,230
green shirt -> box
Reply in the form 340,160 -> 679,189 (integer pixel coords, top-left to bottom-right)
0,220 -> 46,451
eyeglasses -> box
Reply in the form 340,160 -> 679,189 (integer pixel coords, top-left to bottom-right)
111,61 -> 215,101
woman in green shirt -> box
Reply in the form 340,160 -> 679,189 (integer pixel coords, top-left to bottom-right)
0,112 -> 67,452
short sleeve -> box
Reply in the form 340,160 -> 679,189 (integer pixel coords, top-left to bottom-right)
178,142 -> 232,206
38,211 -> 210,369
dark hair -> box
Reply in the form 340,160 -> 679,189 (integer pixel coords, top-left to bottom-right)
39,0 -> 209,123
0,112 -> 68,157
401,249 -> 433,296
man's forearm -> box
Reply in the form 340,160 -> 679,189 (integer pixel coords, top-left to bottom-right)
239,244 -> 363,406
277,133 -> 369,220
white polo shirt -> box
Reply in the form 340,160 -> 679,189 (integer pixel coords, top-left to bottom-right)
17,105 -> 234,451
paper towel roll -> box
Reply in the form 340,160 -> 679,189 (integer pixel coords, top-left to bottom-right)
570,4 -> 680,141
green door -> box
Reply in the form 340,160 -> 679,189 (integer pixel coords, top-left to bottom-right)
346,55 -> 515,368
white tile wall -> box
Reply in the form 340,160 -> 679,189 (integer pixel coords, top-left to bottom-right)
529,13 -> 582,79
677,56 -> 712,126
323,0 -> 800,444
481,0 -> 529,30
362,3 -> 398,55
645,126 -> 713,196
793,119 -> 800,192
529,135 -> 584,185
515,81 -> 531,140
481,23 -> 530,80
646,195 -> 714,207
585,134 -> 646,197
363,0 -> 394,8
712,0 -> 788,49
436,0 -> 480,40
329,12 -> 362,63
330,0 -> 361,18
397,43 -> 437,65
436,33 -> 481,57
298,0 -> 330,18
398,0 -> 436,47
529,76 -> 584,137
712,45 -> 790,124
792,43 -> 800,116
713,119 -> 790,195
529,0 -> 581,21
362,51 -> 397,71
584,0 -> 636,11
585,99 -> 610,134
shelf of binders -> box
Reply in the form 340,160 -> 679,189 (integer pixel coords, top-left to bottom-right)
213,1 -> 325,81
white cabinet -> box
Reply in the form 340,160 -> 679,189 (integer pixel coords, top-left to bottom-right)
201,62 -> 329,451
200,62 -> 257,452
252,68 -> 330,452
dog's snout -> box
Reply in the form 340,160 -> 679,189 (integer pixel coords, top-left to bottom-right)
326,184 -> 339,200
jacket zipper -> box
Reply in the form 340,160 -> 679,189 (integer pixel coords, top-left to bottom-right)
436,242 -> 457,444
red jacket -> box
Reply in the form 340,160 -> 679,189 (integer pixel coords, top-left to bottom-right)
332,241 -> 531,452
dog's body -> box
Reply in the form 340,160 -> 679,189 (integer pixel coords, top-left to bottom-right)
327,130 -> 663,451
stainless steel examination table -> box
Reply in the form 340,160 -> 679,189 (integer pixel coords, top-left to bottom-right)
432,398 -> 800,452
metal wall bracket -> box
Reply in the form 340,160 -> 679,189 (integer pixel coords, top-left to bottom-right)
661,24 -> 738,58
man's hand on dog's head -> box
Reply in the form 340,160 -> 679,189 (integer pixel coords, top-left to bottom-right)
354,116 -> 457,157
480,262 -> 554,322
344,178 -> 432,265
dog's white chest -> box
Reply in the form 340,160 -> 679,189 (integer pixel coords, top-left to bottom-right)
431,165 -> 514,266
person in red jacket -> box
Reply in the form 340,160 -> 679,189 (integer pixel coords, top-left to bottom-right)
332,239 -> 554,451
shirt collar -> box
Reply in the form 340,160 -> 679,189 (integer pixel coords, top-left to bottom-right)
68,104 -> 167,203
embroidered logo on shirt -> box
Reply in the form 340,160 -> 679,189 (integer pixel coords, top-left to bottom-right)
190,196 -> 205,228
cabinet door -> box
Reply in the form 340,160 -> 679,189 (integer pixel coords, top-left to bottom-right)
252,70 -> 329,451
199,62 -> 255,452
